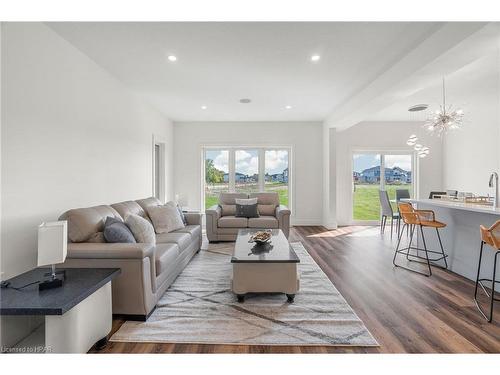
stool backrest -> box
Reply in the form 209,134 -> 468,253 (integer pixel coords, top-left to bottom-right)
379,190 -> 393,216
480,220 -> 500,249
398,202 -> 419,225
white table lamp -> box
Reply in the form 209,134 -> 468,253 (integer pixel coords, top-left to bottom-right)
37,221 -> 68,290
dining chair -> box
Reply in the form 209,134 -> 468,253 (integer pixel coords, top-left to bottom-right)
395,189 -> 410,235
379,190 -> 399,238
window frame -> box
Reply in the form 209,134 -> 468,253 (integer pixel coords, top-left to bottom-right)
350,148 -> 417,225
201,145 -> 292,212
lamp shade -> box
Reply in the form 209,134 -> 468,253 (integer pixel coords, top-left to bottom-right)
37,221 -> 68,267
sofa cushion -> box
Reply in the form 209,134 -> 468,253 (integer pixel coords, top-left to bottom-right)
220,204 -> 236,217
155,243 -> 180,276
235,198 -> 258,205
125,214 -> 156,244
135,197 -> 162,213
258,204 -> 276,216
248,216 -> 279,229
249,192 -> 279,206
218,216 -> 248,228
111,201 -> 149,221
156,232 -> 192,253
174,225 -> 201,240
147,203 -> 185,234
219,193 -> 248,205
103,217 -> 136,243
59,205 -> 122,243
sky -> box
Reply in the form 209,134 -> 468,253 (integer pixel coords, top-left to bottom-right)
353,154 -> 411,173
206,149 -> 288,175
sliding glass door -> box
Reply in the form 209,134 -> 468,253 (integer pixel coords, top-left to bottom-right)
204,149 -> 229,209
352,152 -> 414,222
203,147 -> 290,210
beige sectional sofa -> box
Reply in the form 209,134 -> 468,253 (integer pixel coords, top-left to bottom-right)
59,197 -> 202,320
205,192 -> 291,242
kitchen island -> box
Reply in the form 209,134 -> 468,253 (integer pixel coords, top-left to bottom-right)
407,198 -> 500,281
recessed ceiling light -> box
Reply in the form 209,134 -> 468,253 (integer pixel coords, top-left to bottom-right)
285,105 -> 292,109
167,55 -> 177,62
201,105 -> 207,110
239,98 -> 251,104
310,54 -> 321,62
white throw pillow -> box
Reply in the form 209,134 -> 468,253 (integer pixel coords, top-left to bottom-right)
235,198 -> 258,205
147,204 -> 185,234
125,214 -> 156,244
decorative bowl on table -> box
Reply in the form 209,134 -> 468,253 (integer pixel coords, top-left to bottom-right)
248,230 -> 272,245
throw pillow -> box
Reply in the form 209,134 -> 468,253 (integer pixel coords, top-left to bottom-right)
235,203 -> 259,218
125,214 -> 156,244
220,204 -> 236,216
103,217 -> 136,243
147,204 -> 185,234
235,198 -> 258,205
177,205 -> 187,225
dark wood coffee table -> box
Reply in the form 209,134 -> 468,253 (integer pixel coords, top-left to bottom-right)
231,229 -> 300,302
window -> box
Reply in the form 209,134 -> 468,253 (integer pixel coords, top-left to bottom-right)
235,149 -> 259,193
352,152 -> 414,222
204,150 -> 229,209
265,150 -> 289,207
203,147 -> 291,210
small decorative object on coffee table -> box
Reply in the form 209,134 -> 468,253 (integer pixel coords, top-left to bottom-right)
248,230 -> 272,244
231,229 -> 300,303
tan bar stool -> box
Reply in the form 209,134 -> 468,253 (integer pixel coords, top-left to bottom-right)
393,202 -> 448,276
474,220 -> 500,322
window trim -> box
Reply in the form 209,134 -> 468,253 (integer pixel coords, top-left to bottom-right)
201,145 -> 293,213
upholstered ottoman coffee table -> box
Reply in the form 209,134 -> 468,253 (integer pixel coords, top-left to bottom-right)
231,229 -> 300,303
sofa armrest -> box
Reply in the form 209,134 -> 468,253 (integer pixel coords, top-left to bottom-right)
184,212 -> 202,225
67,242 -> 155,259
275,205 -> 291,219
275,205 -> 291,238
205,205 -> 221,241
205,205 -> 221,219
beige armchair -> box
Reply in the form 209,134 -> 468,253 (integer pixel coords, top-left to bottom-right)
205,192 -> 291,242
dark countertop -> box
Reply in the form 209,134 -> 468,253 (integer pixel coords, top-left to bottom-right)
0,268 -> 121,315
232,229 -> 300,263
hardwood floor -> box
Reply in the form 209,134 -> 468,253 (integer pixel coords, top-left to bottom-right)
92,226 -> 500,354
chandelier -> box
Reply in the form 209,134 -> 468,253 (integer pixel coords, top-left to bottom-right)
423,78 -> 464,136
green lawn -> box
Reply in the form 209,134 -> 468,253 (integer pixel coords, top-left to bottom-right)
353,183 -> 411,221
205,182 -> 288,209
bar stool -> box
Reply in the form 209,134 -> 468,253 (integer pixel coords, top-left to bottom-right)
393,202 -> 448,276
474,220 -> 500,322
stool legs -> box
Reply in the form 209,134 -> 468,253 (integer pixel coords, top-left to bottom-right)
393,224 -> 448,277
474,241 -> 499,323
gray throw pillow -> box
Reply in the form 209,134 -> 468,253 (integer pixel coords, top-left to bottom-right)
235,203 -> 260,218
176,204 -> 187,225
103,216 -> 136,243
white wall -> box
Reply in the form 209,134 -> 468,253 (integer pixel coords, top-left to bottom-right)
1,23 -> 174,279
335,121 -> 443,225
173,121 -> 323,225
442,54 -> 500,195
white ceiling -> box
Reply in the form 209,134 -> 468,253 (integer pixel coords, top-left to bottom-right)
47,22 -> 443,122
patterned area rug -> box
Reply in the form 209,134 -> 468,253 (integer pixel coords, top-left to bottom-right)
110,242 -> 378,346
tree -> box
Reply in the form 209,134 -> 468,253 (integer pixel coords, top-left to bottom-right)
205,159 -> 224,184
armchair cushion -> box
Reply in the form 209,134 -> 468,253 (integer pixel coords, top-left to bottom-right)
218,216 -> 248,228
220,204 -> 236,216
248,216 -> 279,229
258,204 -> 276,216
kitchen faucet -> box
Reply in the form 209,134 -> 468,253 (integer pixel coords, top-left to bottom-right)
489,172 -> 499,208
